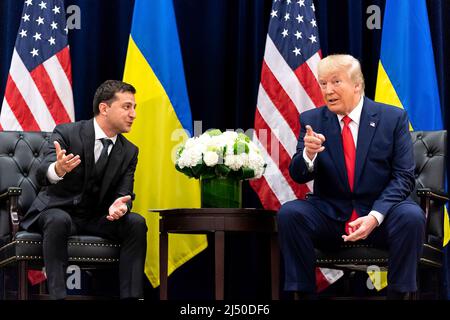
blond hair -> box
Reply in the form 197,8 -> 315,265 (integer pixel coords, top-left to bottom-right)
318,54 -> 365,95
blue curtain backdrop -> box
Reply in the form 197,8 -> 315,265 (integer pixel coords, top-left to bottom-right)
1,0 -> 450,299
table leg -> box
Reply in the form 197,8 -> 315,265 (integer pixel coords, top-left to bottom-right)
270,233 -> 280,300
160,231 -> 169,300
215,231 -> 225,300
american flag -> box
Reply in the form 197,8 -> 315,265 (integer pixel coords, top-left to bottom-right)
250,0 -> 343,290
0,0 -> 74,131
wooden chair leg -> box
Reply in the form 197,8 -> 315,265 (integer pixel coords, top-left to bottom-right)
17,261 -> 29,300
410,291 -> 419,300
0,268 -> 4,300
39,277 -> 47,295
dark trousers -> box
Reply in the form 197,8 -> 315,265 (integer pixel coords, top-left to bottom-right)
34,208 -> 147,300
277,199 -> 425,293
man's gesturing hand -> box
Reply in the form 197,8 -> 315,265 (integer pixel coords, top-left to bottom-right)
107,195 -> 132,221
304,125 -> 326,160
54,141 -> 81,177
342,215 -> 378,242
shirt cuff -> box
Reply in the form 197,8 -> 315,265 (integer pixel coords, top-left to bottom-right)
47,162 -> 64,184
368,210 -> 384,226
303,149 -> 317,172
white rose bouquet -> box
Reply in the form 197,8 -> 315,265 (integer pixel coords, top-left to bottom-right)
175,129 -> 266,180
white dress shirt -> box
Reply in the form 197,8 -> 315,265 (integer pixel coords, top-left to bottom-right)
47,118 -> 117,183
302,96 -> 384,225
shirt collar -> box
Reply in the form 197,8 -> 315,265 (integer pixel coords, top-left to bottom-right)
337,95 -> 364,125
93,118 -> 117,144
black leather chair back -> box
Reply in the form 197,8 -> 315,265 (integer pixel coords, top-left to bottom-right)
0,131 -> 51,243
0,131 -> 122,299
411,130 -> 447,244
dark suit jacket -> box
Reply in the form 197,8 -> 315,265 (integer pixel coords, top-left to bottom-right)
21,119 -> 139,230
289,97 -> 415,222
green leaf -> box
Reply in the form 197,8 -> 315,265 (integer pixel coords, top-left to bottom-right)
176,146 -> 185,158
206,129 -> 222,137
175,164 -> 195,178
241,167 -> 255,179
201,172 -> 217,179
201,166 -> 216,179
216,164 -> 231,177
191,163 -> 204,178
238,132 -> 250,143
234,141 -> 249,154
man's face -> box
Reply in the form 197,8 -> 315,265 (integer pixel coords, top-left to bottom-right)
318,69 -> 361,115
102,91 -> 136,134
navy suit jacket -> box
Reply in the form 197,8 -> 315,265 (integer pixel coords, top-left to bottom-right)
289,97 -> 415,222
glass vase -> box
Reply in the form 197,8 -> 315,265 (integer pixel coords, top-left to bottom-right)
200,176 -> 242,208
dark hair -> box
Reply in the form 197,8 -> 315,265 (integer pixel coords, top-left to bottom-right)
93,80 -> 136,116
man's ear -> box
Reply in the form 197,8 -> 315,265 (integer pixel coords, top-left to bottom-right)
99,102 -> 109,115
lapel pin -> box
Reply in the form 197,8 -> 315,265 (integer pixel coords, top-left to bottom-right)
369,122 -> 376,127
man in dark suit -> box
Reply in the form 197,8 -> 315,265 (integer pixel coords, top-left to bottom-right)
277,54 -> 425,299
21,80 -> 147,300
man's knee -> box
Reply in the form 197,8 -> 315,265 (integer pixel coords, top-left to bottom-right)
389,201 -> 426,235
39,209 -> 72,233
277,200 -> 309,227
123,213 -> 147,236
391,202 -> 426,232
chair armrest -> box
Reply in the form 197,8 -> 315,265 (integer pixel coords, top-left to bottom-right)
417,188 -> 448,244
417,188 -> 449,203
0,187 -> 22,236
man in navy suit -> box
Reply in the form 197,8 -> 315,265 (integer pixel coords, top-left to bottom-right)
277,54 -> 425,299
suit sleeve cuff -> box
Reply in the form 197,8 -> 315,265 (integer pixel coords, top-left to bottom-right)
369,210 -> 384,226
47,162 -> 64,184
302,149 -> 316,172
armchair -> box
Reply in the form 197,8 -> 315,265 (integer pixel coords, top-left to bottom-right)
314,130 -> 448,299
0,131 -> 120,299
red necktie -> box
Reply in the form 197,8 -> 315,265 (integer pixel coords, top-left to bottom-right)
342,116 -> 358,234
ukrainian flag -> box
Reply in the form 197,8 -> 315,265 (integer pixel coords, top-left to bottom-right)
373,0 -> 447,291
123,0 -> 207,287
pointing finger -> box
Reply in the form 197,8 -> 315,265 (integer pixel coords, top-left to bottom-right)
316,133 -> 326,142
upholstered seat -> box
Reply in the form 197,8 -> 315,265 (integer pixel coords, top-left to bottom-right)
0,131 -> 120,299
0,232 -> 120,265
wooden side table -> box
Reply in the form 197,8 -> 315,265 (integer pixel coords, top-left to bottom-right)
156,208 -> 279,300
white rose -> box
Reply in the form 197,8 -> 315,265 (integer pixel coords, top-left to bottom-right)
206,135 -> 225,154
225,142 -> 235,156
248,151 -> 266,178
178,147 -> 203,168
198,133 -> 211,145
184,137 -> 197,150
222,131 -> 238,141
203,151 -> 219,167
225,154 -> 243,171
239,153 -> 249,167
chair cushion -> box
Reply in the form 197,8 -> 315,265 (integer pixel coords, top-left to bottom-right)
0,231 -> 120,267
316,244 -> 389,266
316,242 -> 442,268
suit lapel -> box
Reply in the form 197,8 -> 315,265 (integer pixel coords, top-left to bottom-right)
354,98 -> 379,189
324,109 -> 348,186
99,135 -> 123,202
81,120 -> 95,184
